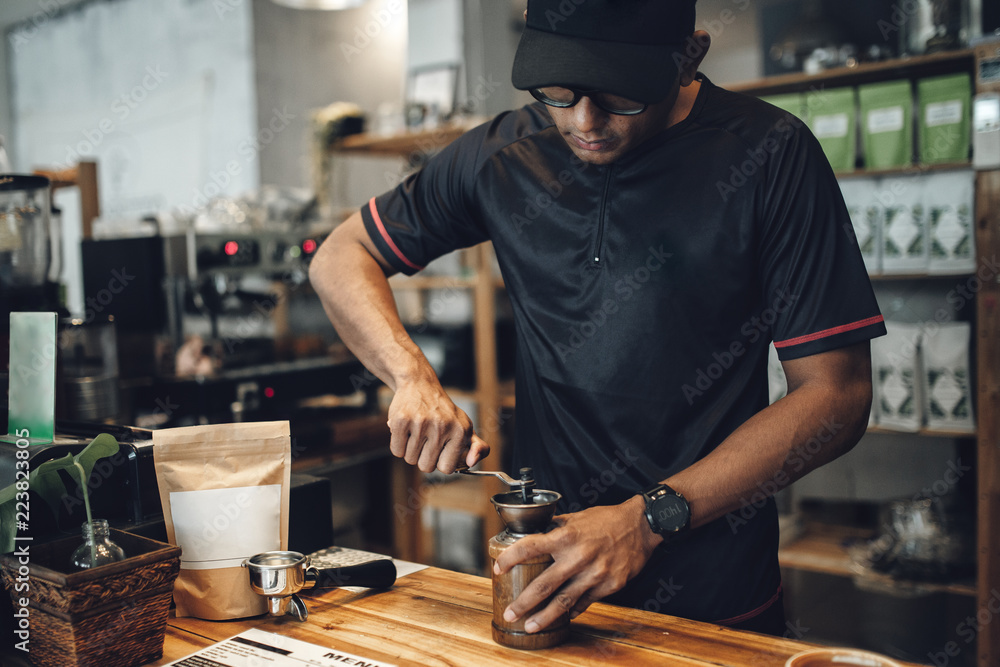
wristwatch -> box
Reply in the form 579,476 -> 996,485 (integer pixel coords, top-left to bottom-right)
642,484 -> 691,540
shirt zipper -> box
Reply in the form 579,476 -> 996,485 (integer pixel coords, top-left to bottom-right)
593,165 -> 614,266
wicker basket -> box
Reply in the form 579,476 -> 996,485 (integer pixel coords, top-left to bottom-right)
0,529 -> 181,667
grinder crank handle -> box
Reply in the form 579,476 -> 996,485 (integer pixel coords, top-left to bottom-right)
306,558 -> 397,590
454,466 -> 536,503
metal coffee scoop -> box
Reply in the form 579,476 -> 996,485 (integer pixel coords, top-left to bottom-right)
243,551 -> 396,621
454,465 -> 536,504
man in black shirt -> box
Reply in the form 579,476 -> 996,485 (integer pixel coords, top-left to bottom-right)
310,0 -> 884,637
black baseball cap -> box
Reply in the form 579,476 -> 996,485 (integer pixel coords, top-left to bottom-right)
512,0 -> 697,105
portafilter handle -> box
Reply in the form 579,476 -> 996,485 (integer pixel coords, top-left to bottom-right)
303,558 -> 397,590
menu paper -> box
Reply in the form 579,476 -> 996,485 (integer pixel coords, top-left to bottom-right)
168,628 -> 397,667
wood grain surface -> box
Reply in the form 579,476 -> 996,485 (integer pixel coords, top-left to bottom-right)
147,566 -> 926,667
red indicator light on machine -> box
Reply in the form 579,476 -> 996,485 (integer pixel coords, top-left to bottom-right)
224,241 -> 240,256
264,387 -> 275,398
302,239 -> 318,254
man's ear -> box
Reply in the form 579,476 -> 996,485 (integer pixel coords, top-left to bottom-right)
679,30 -> 711,86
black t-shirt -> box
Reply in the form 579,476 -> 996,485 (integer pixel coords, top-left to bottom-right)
361,77 -> 886,623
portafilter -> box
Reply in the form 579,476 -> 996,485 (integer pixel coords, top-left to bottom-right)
243,551 -> 396,621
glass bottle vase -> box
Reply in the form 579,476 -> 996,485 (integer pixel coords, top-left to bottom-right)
70,519 -> 126,570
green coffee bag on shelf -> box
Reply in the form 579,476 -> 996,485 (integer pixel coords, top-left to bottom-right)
804,87 -> 856,172
917,73 -> 971,164
761,93 -> 804,120
859,80 -> 913,169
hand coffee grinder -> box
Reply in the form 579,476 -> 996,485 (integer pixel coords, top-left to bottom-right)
456,466 -> 569,649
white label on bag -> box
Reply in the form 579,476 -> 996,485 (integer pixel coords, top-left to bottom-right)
812,113 -> 849,138
925,100 -> 963,127
868,107 -> 905,133
170,485 -> 282,570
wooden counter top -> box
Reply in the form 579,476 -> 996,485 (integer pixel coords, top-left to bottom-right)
150,566 -> 921,667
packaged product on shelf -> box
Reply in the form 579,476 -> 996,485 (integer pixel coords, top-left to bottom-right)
921,321 -> 975,434
838,176 -> 882,274
927,169 -> 976,274
917,73 -> 972,164
879,174 -> 928,274
761,92 -> 804,120
859,80 -> 913,169
766,342 -> 787,405
804,87 -> 856,172
871,321 -> 923,432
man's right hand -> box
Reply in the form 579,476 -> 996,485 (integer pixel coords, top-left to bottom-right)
387,376 -> 490,473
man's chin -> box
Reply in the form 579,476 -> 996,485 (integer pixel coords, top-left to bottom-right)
570,147 -> 622,165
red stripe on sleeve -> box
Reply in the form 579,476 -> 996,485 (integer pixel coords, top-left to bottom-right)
368,197 -> 424,271
773,315 -> 885,349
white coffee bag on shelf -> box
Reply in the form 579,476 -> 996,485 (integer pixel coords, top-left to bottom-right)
926,169 -> 976,275
839,177 -> 882,274
880,175 -> 929,275
871,321 -> 924,432
921,321 -> 975,433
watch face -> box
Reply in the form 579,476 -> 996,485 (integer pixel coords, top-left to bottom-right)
650,493 -> 690,534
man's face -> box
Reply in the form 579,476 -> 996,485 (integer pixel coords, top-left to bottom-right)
545,81 -> 682,165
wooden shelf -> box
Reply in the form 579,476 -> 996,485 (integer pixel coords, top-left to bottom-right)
869,271 -> 974,281
335,122 -> 479,157
866,425 -> 976,438
835,161 -> 973,179
498,379 -> 516,409
779,524 -> 976,597
728,48 -> 975,97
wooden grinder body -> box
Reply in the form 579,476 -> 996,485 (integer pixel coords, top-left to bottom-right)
489,530 -> 570,650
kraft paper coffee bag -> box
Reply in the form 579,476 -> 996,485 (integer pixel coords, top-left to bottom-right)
153,421 -> 291,619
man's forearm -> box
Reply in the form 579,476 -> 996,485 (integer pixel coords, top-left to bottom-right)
658,342 -> 873,532
309,215 -> 489,472
309,215 -> 435,392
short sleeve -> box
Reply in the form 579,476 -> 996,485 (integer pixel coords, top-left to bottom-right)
755,118 -> 886,360
360,124 -> 492,275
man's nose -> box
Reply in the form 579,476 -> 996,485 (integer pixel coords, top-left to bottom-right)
573,96 -> 608,133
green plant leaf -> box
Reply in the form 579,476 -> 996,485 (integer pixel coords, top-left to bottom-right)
71,433 -> 119,492
0,433 -> 120,554
27,452 -> 75,512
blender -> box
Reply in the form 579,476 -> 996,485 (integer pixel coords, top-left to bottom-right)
0,175 -> 54,314
0,175 -> 61,424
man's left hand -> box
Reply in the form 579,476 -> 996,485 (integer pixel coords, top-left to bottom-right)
492,495 -> 661,632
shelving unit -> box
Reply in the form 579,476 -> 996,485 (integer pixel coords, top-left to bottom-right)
735,46 -> 999,667
778,523 -> 977,598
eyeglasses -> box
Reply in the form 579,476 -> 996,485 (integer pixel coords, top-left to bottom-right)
529,86 -> 648,115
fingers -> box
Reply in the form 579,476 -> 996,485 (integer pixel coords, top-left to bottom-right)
466,434 -> 491,467
493,511 -> 640,634
505,564 -> 579,634
386,393 -> 482,473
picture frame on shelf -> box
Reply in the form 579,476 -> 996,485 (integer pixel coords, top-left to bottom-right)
406,62 -> 460,128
